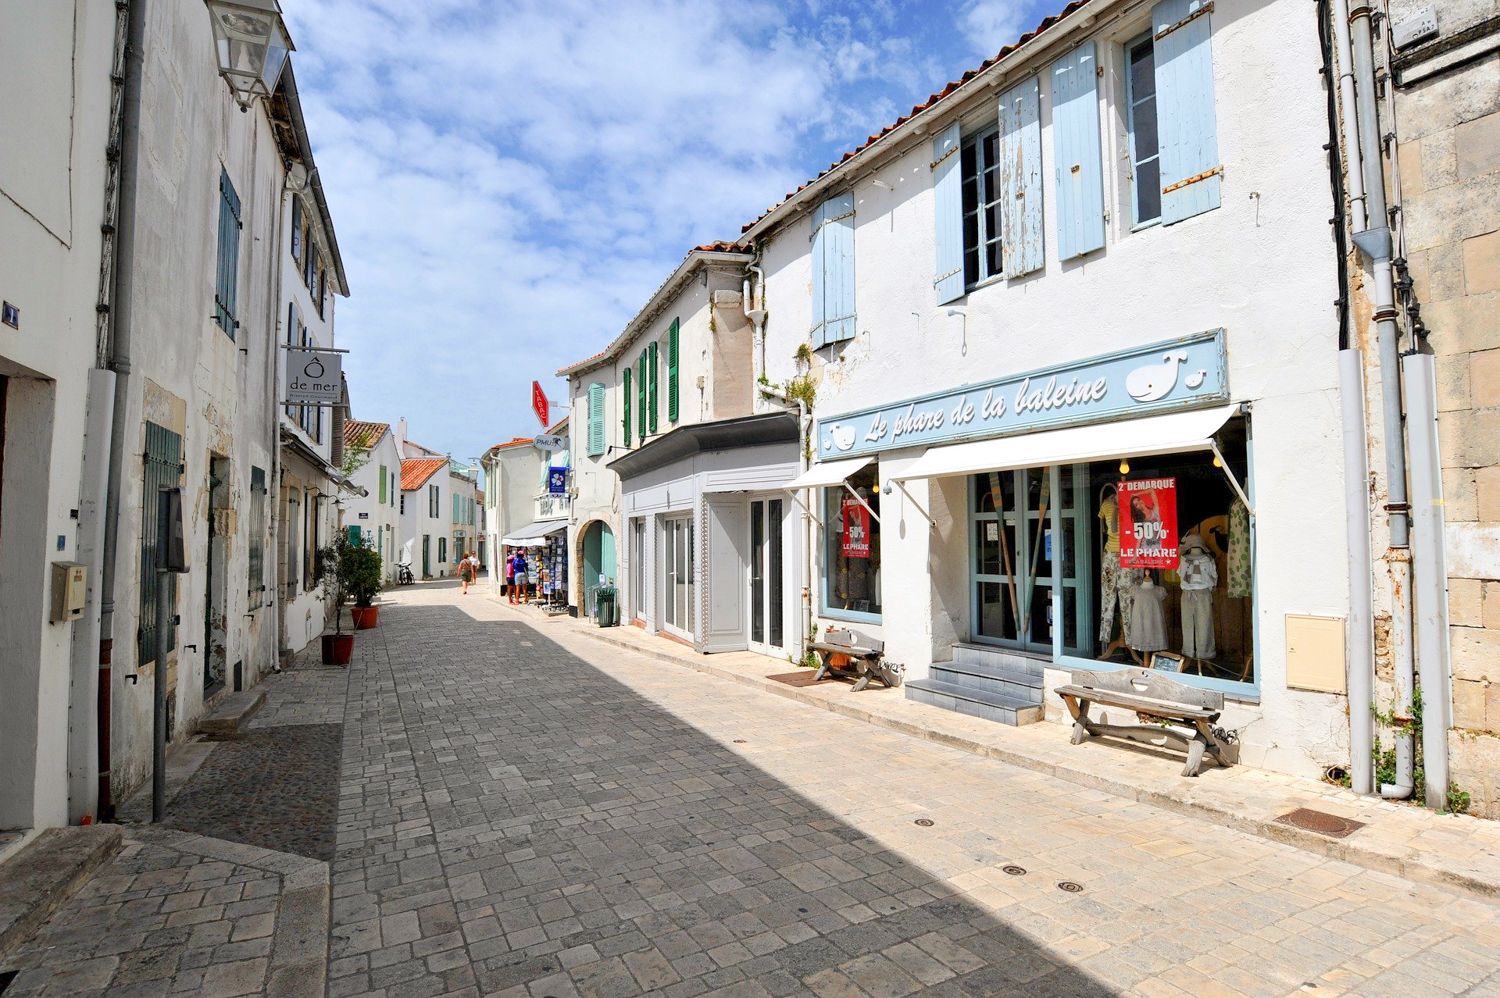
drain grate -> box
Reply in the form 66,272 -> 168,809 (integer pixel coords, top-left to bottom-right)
914,818 -> 935,827
1275,807 -> 1366,839
1001,865 -> 1027,876
1058,881 -> 1084,893
733,739 -> 747,744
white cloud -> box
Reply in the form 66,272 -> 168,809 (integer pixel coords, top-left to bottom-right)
958,0 -> 1043,58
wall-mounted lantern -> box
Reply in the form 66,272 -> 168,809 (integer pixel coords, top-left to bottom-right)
204,0 -> 293,111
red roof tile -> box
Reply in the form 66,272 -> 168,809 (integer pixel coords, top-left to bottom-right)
400,457 -> 448,491
343,419 -> 390,450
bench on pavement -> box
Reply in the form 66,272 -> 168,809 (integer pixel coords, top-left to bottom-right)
810,629 -> 904,692
1054,667 -> 1232,777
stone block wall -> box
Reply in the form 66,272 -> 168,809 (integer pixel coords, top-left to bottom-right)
1394,27 -> 1500,815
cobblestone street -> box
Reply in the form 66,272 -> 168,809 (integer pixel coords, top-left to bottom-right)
8,580 -> 1500,997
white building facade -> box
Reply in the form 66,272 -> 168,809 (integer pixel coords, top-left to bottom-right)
400,458 -> 451,579
748,0 -> 1352,779
343,420 -> 403,582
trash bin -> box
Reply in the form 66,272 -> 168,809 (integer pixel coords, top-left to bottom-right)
595,586 -> 619,627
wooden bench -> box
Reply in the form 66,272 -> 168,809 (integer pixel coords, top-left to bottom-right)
1054,667 -> 1232,777
810,629 -> 904,692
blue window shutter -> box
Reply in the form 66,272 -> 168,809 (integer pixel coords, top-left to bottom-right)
1153,0 -> 1221,224
821,193 -> 855,343
622,366 -> 632,446
998,77 -> 1044,277
1051,42 -> 1106,259
808,200 -> 827,348
931,121 -> 964,304
587,382 -> 605,456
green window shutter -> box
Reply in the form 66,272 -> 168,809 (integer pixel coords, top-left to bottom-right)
647,341 -> 659,433
378,464 -> 387,505
636,353 -> 647,438
587,382 -> 606,456
622,367 -> 632,446
214,169 -> 242,337
667,319 -> 679,422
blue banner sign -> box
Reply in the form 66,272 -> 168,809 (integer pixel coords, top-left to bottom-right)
547,468 -> 568,495
816,330 -> 1229,459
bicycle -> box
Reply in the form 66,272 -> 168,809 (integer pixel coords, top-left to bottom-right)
396,563 -> 415,586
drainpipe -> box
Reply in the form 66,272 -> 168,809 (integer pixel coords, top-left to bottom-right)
762,384 -> 813,662
1349,1 -> 1414,799
744,264 -> 767,384
97,0 -> 150,821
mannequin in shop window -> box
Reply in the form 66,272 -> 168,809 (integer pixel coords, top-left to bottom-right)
1178,533 -> 1218,662
1128,573 -> 1168,655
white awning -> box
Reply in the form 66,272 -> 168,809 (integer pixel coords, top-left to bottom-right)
893,405 -> 1241,481
781,456 -> 873,491
501,520 -> 567,547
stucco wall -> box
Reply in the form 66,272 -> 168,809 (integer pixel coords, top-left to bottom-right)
348,432 -> 402,581
757,0 -> 1350,779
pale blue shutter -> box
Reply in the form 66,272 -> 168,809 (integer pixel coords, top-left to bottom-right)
1153,0 -> 1221,224
931,121 -> 964,304
822,193 -> 855,343
587,382 -> 605,456
998,78 -> 1044,277
808,200 -> 827,348
1051,42 -> 1106,260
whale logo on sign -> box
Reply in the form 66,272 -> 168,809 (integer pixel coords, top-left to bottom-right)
1126,352 -> 1188,403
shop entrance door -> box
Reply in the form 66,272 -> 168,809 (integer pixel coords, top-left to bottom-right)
748,498 -> 784,656
971,466 -> 1090,656
661,514 -> 695,640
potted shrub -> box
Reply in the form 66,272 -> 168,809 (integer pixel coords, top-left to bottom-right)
319,533 -> 356,665
347,542 -> 383,629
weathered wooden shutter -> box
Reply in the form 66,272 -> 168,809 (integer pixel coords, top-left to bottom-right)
821,193 -> 855,343
667,318 -> 680,422
636,353 -> 647,438
1051,42 -> 1106,259
647,341 -> 659,433
809,200 -> 827,348
998,77 -> 1044,278
138,421 -> 182,666
1153,0 -> 1221,224
931,121 -> 965,304
587,382 -> 605,456
214,169 -> 242,335
622,366 -> 632,446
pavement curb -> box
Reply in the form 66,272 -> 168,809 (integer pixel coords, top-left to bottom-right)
558,616 -> 1500,904
0,825 -> 124,963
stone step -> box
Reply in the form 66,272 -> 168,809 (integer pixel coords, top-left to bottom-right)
948,643 -> 1048,677
929,660 -> 1043,704
0,825 -> 123,962
199,690 -> 265,739
905,679 -> 1044,726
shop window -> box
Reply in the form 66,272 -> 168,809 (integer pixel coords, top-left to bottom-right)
823,463 -> 881,618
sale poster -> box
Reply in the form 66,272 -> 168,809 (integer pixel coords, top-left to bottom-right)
1118,477 -> 1179,569
841,497 -> 872,559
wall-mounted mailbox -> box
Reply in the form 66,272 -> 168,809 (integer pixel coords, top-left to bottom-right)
51,561 -> 87,622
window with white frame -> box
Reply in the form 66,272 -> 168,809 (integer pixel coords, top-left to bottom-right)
1126,32 -> 1163,227
961,130 -> 1003,287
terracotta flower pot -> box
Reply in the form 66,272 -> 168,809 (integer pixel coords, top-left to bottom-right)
321,633 -> 355,665
351,606 -> 379,630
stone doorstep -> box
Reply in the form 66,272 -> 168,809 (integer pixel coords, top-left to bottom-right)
0,825 -> 124,963
199,689 -> 267,738
540,605 -> 1500,905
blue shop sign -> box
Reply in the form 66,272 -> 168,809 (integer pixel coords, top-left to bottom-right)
816,330 -> 1229,459
547,468 -> 568,495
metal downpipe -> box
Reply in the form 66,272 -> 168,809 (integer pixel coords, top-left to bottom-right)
1340,350 -> 1375,795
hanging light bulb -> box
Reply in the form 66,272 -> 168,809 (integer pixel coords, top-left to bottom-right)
1119,458 -> 1130,475
1212,453 -> 1223,468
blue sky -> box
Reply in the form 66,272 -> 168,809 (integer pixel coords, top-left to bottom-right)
282,0 -> 1060,463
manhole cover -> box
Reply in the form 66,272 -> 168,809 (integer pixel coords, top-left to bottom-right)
1274,807 -> 1366,839
1002,865 -> 1026,876
1058,881 -> 1084,893
914,818 -> 935,827
733,739 -> 747,744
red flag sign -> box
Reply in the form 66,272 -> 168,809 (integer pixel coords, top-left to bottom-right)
532,381 -> 549,427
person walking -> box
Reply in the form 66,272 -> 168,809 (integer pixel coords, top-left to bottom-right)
458,551 -> 477,595
504,549 -> 517,602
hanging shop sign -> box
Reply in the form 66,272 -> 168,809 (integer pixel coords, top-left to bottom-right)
815,330 -> 1228,459
841,497 -> 872,559
547,468 -> 568,494
1118,477 -> 1179,569
534,433 -> 567,451
283,348 -> 343,404
532,381 -> 550,427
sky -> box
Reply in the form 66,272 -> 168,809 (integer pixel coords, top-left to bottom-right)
281,0 -> 1061,464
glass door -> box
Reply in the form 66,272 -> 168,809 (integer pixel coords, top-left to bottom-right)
630,518 -> 646,621
972,467 -> 1089,657
749,498 -> 785,655
662,515 -> 695,638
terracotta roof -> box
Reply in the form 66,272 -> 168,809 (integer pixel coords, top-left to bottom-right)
489,437 -> 535,451
740,0 -> 1091,236
343,419 -> 389,450
400,457 -> 448,491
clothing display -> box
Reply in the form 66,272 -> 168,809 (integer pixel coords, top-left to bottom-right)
1098,552 -> 1145,645
1181,590 -> 1216,659
1127,580 -> 1168,653
1099,494 -> 1120,554
1226,498 -> 1251,598
1178,534 -> 1218,591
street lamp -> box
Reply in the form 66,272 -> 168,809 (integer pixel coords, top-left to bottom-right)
203,0 -> 294,111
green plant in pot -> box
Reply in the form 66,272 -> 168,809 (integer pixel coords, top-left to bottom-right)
318,531 -> 358,664
347,541 -> 383,629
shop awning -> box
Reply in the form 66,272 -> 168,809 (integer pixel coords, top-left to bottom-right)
501,520 -> 567,547
893,404 -> 1242,482
781,456 -> 873,491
